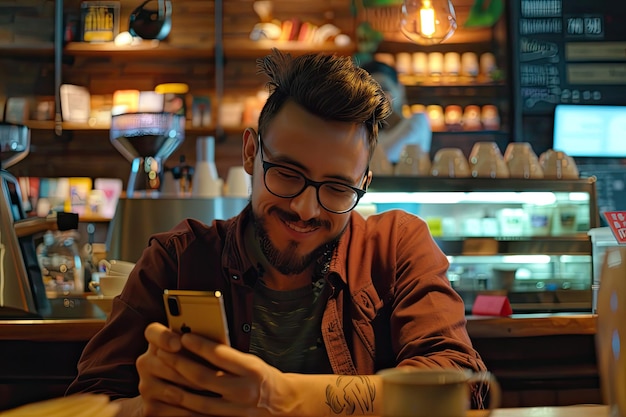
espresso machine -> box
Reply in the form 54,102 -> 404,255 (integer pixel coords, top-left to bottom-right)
106,112 -> 249,262
0,122 -> 105,319
0,122 -> 48,318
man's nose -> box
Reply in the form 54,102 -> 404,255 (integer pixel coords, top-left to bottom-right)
289,185 -> 322,221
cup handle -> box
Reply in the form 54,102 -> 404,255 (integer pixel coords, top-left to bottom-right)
98,259 -> 111,272
467,371 -> 501,415
88,281 -> 101,293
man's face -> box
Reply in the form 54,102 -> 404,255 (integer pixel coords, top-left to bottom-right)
241,101 -> 370,275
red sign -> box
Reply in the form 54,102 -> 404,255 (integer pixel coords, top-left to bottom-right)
603,211 -> 626,244
471,295 -> 512,317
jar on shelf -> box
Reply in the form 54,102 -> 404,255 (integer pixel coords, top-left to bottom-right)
36,216 -> 85,296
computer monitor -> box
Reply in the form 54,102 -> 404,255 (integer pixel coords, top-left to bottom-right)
552,104 -> 626,158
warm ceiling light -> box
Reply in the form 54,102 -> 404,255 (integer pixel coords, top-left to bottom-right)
401,0 -> 457,45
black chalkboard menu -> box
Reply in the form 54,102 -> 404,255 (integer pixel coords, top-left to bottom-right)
578,166 -> 626,226
511,0 -> 626,115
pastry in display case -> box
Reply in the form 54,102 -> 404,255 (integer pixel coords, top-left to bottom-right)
357,176 -> 600,313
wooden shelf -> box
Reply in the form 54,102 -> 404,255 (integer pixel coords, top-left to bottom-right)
221,39 -> 357,58
24,120 -> 244,135
63,41 -> 215,59
0,42 -> 54,57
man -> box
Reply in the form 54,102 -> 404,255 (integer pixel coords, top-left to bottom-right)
67,49 -> 485,416
360,60 -> 432,164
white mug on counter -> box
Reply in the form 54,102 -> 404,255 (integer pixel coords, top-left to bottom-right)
89,274 -> 128,297
98,259 -> 135,276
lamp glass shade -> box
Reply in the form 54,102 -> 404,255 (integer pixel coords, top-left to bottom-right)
401,0 -> 457,45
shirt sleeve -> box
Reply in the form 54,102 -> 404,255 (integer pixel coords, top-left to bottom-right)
65,235 -> 178,400
389,213 -> 486,373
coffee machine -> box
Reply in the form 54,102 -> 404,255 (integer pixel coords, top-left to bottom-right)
0,122 -> 104,319
0,122 -> 52,317
106,112 -> 249,262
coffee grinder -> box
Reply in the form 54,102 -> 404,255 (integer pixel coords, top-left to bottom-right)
109,111 -> 185,196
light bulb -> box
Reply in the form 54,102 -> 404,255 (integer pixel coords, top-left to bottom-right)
401,0 -> 457,45
419,0 -> 436,36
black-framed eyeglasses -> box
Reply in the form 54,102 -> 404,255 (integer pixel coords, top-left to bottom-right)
257,135 -> 368,214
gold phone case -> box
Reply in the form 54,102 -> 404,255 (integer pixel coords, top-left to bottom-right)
163,289 -> 230,346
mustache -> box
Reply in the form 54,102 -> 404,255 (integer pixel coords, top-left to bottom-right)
270,207 -> 329,229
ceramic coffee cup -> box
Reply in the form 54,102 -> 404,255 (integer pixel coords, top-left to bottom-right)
225,166 -> 251,197
89,275 -> 128,296
539,149 -> 579,179
430,148 -> 470,178
378,367 -> 500,417
504,142 -> 544,179
469,141 -> 509,178
394,144 -> 431,176
98,259 -> 135,276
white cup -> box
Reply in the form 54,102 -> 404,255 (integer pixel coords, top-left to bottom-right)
430,148 -> 470,178
378,367 -> 500,417
225,166 -> 251,197
539,149 -> 579,179
89,274 -> 128,296
98,259 -> 135,276
504,142 -> 544,179
394,144 -> 431,176
469,141 -> 509,178
461,52 -> 479,77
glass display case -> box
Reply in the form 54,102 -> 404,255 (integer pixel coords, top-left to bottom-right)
356,176 -> 600,313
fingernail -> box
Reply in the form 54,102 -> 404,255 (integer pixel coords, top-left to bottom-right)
168,335 -> 181,350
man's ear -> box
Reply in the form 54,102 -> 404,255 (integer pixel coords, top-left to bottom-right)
365,170 -> 373,190
242,128 -> 257,175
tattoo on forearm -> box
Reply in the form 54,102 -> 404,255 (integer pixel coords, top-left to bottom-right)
325,376 -> 376,415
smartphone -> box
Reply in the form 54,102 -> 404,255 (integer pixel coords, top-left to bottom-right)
163,289 -> 230,346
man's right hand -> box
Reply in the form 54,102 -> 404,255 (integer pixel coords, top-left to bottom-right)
135,322 -> 213,416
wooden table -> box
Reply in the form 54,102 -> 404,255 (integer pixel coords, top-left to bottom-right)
467,404 -> 608,417
0,314 -> 602,411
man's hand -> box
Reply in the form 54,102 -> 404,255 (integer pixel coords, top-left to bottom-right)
135,322 -> 292,416
134,322 -> 381,417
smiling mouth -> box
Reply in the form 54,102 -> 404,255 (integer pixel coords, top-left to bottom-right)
284,219 -> 320,233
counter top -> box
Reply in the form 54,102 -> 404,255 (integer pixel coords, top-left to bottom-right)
0,313 -> 597,342
467,404 -> 608,417
466,313 -> 596,338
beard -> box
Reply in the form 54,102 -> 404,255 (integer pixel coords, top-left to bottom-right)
252,206 -> 343,275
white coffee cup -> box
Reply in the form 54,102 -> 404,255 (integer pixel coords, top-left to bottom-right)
431,148 -> 470,178
98,259 -> 135,276
378,367 -> 501,417
89,274 -> 128,296
225,166 -> 251,197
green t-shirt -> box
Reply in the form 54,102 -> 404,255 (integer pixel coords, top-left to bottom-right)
250,278 -> 333,374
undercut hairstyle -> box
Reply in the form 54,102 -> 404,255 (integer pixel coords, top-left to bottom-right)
256,49 -> 392,159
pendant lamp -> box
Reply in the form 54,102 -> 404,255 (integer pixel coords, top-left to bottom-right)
400,0 -> 457,45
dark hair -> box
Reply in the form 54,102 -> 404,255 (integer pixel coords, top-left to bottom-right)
256,49 -> 392,158
359,60 -> 399,85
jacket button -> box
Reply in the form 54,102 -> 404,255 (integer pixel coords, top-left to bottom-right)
232,274 -> 239,280
242,323 -> 251,333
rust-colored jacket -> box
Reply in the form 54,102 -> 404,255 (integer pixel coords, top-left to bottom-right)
67,205 -> 485,399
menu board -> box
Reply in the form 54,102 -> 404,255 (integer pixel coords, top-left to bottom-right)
578,166 -> 626,226
513,0 -> 626,114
